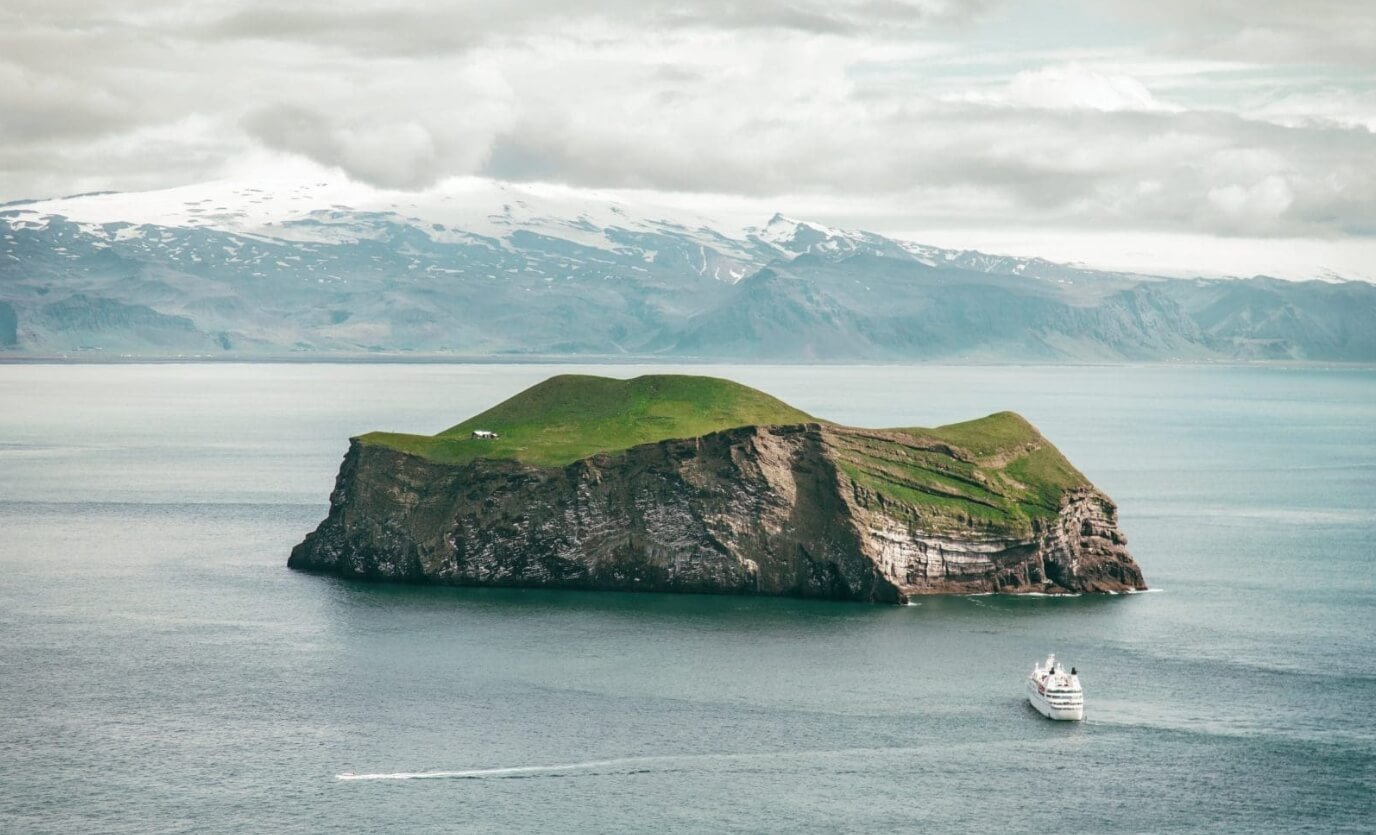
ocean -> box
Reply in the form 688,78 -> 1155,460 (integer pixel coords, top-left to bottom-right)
1,363 -> 1372,833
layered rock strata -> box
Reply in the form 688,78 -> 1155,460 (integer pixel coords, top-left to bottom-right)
290,422 -> 1145,603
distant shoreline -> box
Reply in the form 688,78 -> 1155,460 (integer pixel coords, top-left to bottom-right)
2,354 -> 1373,369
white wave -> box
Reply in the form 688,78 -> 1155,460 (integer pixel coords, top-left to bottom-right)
337,747 -> 933,782
339,755 -> 689,781
964,591 -> 1083,598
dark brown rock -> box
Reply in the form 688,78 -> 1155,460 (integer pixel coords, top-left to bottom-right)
290,423 -> 1146,603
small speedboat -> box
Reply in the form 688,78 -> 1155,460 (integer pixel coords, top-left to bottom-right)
1027,654 -> 1084,720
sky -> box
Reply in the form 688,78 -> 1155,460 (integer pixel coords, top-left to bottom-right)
2,0 -> 1374,278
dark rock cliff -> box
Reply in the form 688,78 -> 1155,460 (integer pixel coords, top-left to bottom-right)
289,423 -> 1145,603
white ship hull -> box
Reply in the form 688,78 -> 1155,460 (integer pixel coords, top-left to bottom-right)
1026,679 -> 1085,720
1026,654 -> 1085,721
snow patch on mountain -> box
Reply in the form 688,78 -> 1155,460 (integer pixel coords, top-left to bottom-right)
4,176 -> 767,269
2,174 -> 1178,290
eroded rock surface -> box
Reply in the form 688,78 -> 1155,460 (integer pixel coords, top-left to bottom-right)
290,422 -> 1145,603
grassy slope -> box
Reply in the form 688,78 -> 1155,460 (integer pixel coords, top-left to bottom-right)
831,412 -> 1088,534
360,374 -> 1088,533
359,374 -> 814,467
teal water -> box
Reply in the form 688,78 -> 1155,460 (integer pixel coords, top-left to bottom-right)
1,364 -> 1373,833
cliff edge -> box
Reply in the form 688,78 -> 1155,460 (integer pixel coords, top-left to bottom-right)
289,375 -> 1145,603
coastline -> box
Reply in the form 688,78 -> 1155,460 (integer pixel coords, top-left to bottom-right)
3,353 -> 1374,369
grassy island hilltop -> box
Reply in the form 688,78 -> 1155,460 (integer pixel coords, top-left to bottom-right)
361,374 -> 813,468
358,374 -> 1089,536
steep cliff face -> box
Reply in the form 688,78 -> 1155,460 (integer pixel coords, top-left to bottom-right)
290,419 -> 1146,603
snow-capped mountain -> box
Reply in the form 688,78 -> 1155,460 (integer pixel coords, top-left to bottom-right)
2,177 -> 1373,360
4,176 -> 1120,287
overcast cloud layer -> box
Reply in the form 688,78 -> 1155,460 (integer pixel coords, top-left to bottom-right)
2,0 -> 1374,277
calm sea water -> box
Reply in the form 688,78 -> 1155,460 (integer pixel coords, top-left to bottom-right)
1,363 -> 1373,833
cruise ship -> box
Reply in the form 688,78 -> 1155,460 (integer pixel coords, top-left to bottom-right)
1026,654 -> 1085,720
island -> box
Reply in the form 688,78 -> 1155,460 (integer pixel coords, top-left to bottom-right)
289,374 -> 1146,603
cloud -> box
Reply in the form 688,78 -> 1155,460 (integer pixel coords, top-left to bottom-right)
476,38 -> 1376,239
241,96 -> 511,191
199,0 -> 995,56
943,63 -> 1181,112
1208,175 -> 1294,226
1106,0 -> 1376,68
1004,63 -> 1181,112
243,107 -> 440,190
1239,88 -> 1376,134
0,0 -> 1373,266
0,59 -> 145,143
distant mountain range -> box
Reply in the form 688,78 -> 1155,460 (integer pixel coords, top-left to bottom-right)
2,178 -> 1373,361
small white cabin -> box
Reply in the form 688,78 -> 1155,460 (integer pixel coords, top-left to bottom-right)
471,429 -> 500,440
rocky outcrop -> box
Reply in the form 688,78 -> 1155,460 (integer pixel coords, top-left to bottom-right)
844,484 -> 1139,595
290,422 -> 1145,603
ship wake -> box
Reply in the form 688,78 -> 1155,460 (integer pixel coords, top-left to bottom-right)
339,755 -> 706,781
336,747 -> 926,782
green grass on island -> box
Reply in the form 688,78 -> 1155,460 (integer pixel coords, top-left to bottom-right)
830,411 -> 1087,531
360,374 -> 814,468
359,374 -> 1089,531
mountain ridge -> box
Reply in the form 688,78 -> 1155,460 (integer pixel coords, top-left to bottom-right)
3,178 -> 1374,361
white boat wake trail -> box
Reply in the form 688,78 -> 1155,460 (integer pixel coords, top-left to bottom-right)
337,748 -> 915,781
338,757 -> 670,781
